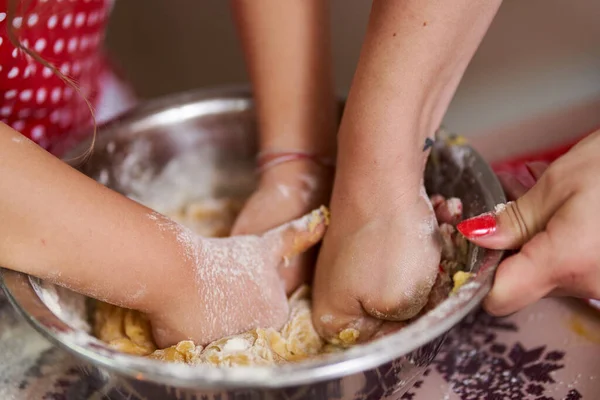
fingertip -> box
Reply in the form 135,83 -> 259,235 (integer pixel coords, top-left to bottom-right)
315,315 -> 383,346
456,213 -> 507,249
312,300 -> 383,345
457,201 -> 532,250
265,206 -> 330,262
483,249 -> 554,317
482,293 -> 511,317
289,206 -> 330,252
456,213 -> 497,239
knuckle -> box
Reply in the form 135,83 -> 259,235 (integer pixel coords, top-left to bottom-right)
482,296 -> 506,317
362,280 -> 432,321
539,162 -> 568,196
543,219 -> 591,285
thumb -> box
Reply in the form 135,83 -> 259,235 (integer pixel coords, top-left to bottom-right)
456,169 -> 567,249
262,206 -> 330,260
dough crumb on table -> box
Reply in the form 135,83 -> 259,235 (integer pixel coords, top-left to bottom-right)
92,195 -> 471,366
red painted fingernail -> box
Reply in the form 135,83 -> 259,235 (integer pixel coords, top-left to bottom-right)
456,214 -> 497,239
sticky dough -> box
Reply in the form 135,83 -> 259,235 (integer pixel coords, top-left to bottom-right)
92,195 -> 470,366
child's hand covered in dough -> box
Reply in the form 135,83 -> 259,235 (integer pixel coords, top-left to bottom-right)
148,207 -> 330,348
231,159 -> 333,294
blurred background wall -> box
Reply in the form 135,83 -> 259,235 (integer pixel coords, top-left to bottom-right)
105,0 -> 600,158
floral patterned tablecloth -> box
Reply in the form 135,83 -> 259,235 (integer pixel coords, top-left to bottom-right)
0,287 -> 598,400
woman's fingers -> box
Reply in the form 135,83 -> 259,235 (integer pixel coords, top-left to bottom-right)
461,159 -> 580,316
262,206 -> 329,262
483,231 -> 557,316
457,164 -> 570,250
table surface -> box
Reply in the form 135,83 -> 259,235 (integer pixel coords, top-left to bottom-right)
1,287 -> 598,400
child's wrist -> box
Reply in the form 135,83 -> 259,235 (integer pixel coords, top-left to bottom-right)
256,149 -> 335,174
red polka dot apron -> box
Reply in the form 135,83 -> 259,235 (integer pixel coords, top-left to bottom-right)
0,0 -> 134,155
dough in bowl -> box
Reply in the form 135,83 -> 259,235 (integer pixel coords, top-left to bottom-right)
92,194 -> 470,366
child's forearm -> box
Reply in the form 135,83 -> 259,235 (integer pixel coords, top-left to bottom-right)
0,126 -> 191,312
231,0 -> 336,157
337,0 -> 501,193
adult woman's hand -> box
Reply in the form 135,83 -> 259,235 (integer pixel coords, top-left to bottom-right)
457,129 -> 600,316
311,0 -> 501,345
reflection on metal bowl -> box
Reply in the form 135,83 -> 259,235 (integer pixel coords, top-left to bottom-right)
0,87 -> 505,400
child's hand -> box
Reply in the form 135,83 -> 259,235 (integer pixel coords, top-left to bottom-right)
231,159 -> 333,294
148,207 -> 329,348
457,129 -> 600,316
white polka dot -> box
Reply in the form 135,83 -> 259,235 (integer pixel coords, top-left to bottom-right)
34,38 -> 46,52
0,13 -> 6,22
31,125 -> 45,140
60,63 -> 70,75
50,110 -> 60,123
0,37 -> 3,46
91,34 -> 102,46
54,39 -> 65,54
7,67 -> 19,79
0,106 -> 12,116
62,14 -> 73,28
11,48 -> 19,58
22,39 -> 29,49
23,64 -> 36,78
80,36 -> 89,50
87,12 -> 99,26
18,108 -> 31,118
42,67 -> 53,78
75,12 -> 86,27
12,120 -> 25,132
19,90 -> 33,102
51,87 -> 62,103
36,88 -> 47,103
12,17 -> 22,28
48,15 -> 58,29
27,13 -> 38,27
64,87 -> 74,99
67,37 -> 78,53
5,90 -> 17,99
72,62 -> 81,75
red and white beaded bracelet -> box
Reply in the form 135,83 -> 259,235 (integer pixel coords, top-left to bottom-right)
256,150 -> 336,173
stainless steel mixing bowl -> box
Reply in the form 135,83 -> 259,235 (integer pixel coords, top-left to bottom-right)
0,86 -> 505,400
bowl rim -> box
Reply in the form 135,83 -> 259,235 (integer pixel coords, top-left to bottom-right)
0,86 -> 506,389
